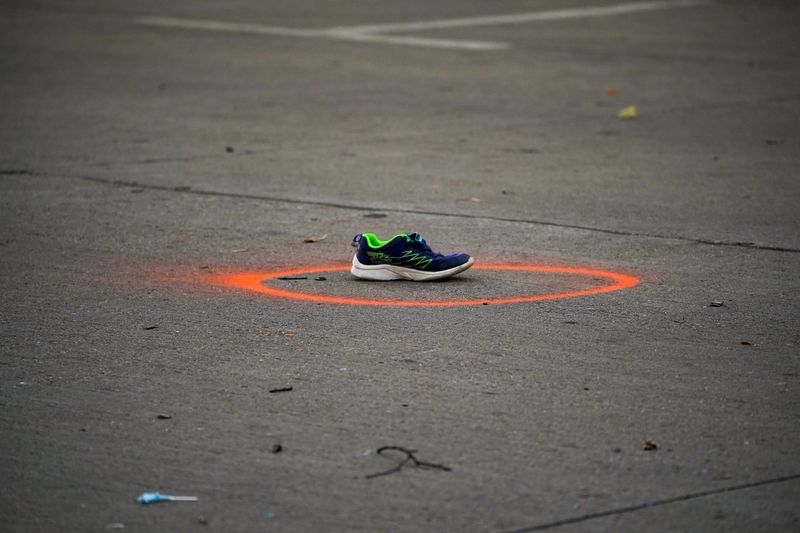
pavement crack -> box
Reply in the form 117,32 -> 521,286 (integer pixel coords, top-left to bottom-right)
0,169 -> 31,176
80,175 -> 800,253
503,473 -> 800,532
89,150 -> 257,168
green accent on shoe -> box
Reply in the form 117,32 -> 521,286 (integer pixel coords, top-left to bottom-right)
400,249 -> 433,269
365,248 -> 432,269
361,232 -> 408,249
366,251 -> 393,262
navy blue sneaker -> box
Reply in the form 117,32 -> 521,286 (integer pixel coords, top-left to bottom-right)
351,232 -> 474,281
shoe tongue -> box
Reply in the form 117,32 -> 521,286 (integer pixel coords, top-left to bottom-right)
406,232 -> 436,254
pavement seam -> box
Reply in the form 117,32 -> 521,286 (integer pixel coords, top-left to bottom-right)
77,174 -> 800,254
502,472 -> 800,532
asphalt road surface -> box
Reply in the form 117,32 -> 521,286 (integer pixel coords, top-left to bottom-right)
2,1 -> 799,531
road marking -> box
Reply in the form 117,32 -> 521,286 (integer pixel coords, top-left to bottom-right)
325,30 -> 508,51
137,16 -> 505,50
327,0 -> 710,34
137,0 -> 710,51
137,17 -> 323,39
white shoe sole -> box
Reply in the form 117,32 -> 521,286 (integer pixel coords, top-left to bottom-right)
351,255 -> 474,281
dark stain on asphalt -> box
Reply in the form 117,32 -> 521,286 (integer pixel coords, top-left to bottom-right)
366,446 -> 452,479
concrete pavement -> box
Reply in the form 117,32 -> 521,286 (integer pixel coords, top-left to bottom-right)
1,1 -> 799,531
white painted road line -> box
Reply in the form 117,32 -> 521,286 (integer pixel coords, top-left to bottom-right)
137,16 -> 506,51
325,30 -> 508,51
327,0 -> 711,34
137,16 -> 323,39
137,0 -> 711,51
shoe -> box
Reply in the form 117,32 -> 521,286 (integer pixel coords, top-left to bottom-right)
350,232 -> 474,281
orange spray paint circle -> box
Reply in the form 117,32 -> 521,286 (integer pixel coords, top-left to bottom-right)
211,264 -> 639,307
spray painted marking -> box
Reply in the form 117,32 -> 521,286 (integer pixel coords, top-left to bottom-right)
138,0 -> 710,51
210,264 -> 640,307
137,16 -> 506,50
326,0 -> 710,34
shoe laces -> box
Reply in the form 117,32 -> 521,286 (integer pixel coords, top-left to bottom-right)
406,232 -> 439,256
